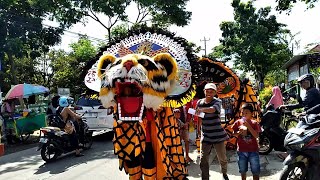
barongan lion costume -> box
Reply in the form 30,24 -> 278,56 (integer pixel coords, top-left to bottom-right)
84,27 -> 196,179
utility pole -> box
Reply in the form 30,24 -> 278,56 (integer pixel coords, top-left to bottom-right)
200,37 -> 210,56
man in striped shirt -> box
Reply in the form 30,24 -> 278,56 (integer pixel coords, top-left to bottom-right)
196,83 -> 229,180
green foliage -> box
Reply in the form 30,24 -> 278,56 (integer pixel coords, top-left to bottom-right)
264,69 -> 286,87
0,0 -> 66,87
276,0 -> 319,12
47,0 -> 191,41
310,66 -> 320,85
69,37 -> 97,62
208,44 -> 226,61
111,23 -> 130,40
187,42 -> 201,54
49,38 -> 97,95
212,0 -> 292,82
259,86 -> 273,108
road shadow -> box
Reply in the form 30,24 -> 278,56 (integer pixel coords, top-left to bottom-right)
33,132 -> 116,175
33,144 -> 115,175
186,145 -> 284,179
0,132 -> 116,175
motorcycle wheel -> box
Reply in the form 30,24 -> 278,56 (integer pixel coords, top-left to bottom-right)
280,162 -> 307,180
259,134 -> 273,155
83,131 -> 93,150
41,143 -> 59,162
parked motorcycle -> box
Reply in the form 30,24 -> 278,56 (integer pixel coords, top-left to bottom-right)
38,114 -> 93,162
280,114 -> 320,180
259,108 -> 287,155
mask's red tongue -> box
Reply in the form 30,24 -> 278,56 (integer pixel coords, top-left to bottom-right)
117,97 -> 143,117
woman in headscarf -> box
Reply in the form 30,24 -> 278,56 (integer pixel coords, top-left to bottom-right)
267,86 -> 284,110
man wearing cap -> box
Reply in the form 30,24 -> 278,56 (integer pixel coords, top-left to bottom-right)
196,83 -> 229,180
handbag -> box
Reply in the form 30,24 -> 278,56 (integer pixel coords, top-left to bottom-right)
64,120 -> 75,134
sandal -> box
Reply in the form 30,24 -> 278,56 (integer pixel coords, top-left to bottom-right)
185,157 -> 193,164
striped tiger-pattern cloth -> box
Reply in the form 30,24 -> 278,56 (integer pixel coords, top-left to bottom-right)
113,107 -> 188,179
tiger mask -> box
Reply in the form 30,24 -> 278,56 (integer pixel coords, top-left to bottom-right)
97,53 -> 178,121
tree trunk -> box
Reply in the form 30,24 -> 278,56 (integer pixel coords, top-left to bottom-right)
8,52 -> 18,84
107,28 -> 112,43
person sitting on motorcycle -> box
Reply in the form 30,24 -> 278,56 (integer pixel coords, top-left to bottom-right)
57,96 -> 84,157
266,86 -> 284,110
280,74 -> 320,114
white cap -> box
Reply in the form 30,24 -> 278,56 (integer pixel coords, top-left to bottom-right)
204,83 -> 217,91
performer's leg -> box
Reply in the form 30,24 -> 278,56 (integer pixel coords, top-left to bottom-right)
126,155 -> 143,180
142,142 -> 156,180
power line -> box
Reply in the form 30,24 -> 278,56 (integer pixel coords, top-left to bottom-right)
43,24 -> 107,43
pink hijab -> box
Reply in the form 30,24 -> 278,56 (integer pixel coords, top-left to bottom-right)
267,86 -> 284,109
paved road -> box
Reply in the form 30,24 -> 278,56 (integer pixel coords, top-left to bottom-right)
0,132 -> 285,180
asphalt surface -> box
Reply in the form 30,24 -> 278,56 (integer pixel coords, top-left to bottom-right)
0,131 -> 285,180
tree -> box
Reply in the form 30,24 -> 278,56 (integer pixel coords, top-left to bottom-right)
275,0 -> 319,12
208,44 -> 226,62
187,42 -> 202,54
0,0 -> 68,89
49,38 -> 97,95
49,0 -> 191,41
264,69 -> 286,87
111,24 -> 130,40
212,0 -> 292,83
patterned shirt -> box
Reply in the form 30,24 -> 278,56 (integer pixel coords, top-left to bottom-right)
197,98 -> 229,144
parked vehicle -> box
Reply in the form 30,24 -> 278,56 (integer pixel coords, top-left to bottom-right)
280,114 -> 320,180
74,96 -> 113,133
38,115 -> 93,162
259,108 -> 288,155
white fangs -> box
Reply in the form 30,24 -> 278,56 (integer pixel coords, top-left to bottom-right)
118,103 -> 144,121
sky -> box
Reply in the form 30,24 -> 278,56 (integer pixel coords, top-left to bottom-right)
53,0 -> 320,63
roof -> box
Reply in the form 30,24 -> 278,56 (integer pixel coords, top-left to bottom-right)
282,44 -> 320,69
310,45 -> 320,52
282,54 -> 306,69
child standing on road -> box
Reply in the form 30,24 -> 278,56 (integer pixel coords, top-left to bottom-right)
232,103 -> 261,180
173,108 -> 193,164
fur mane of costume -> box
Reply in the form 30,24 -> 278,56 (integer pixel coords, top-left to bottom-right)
84,25 -> 196,179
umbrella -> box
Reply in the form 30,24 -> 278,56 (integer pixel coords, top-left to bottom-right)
4,83 -> 50,100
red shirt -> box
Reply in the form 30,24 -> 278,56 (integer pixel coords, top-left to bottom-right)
232,118 -> 261,152
185,99 -> 199,123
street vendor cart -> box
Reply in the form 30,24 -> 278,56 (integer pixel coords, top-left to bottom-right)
1,83 -> 49,143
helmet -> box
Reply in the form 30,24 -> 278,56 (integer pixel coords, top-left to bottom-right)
297,74 -> 315,87
58,96 -> 69,107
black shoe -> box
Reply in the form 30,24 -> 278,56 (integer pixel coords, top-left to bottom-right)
75,153 -> 84,157
222,174 -> 229,180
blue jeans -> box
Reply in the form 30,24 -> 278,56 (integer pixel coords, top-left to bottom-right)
237,151 -> 260,175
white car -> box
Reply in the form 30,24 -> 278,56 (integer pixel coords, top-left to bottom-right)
74,97 -> 113,133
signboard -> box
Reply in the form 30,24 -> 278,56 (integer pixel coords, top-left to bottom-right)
58,88 -> 70,96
